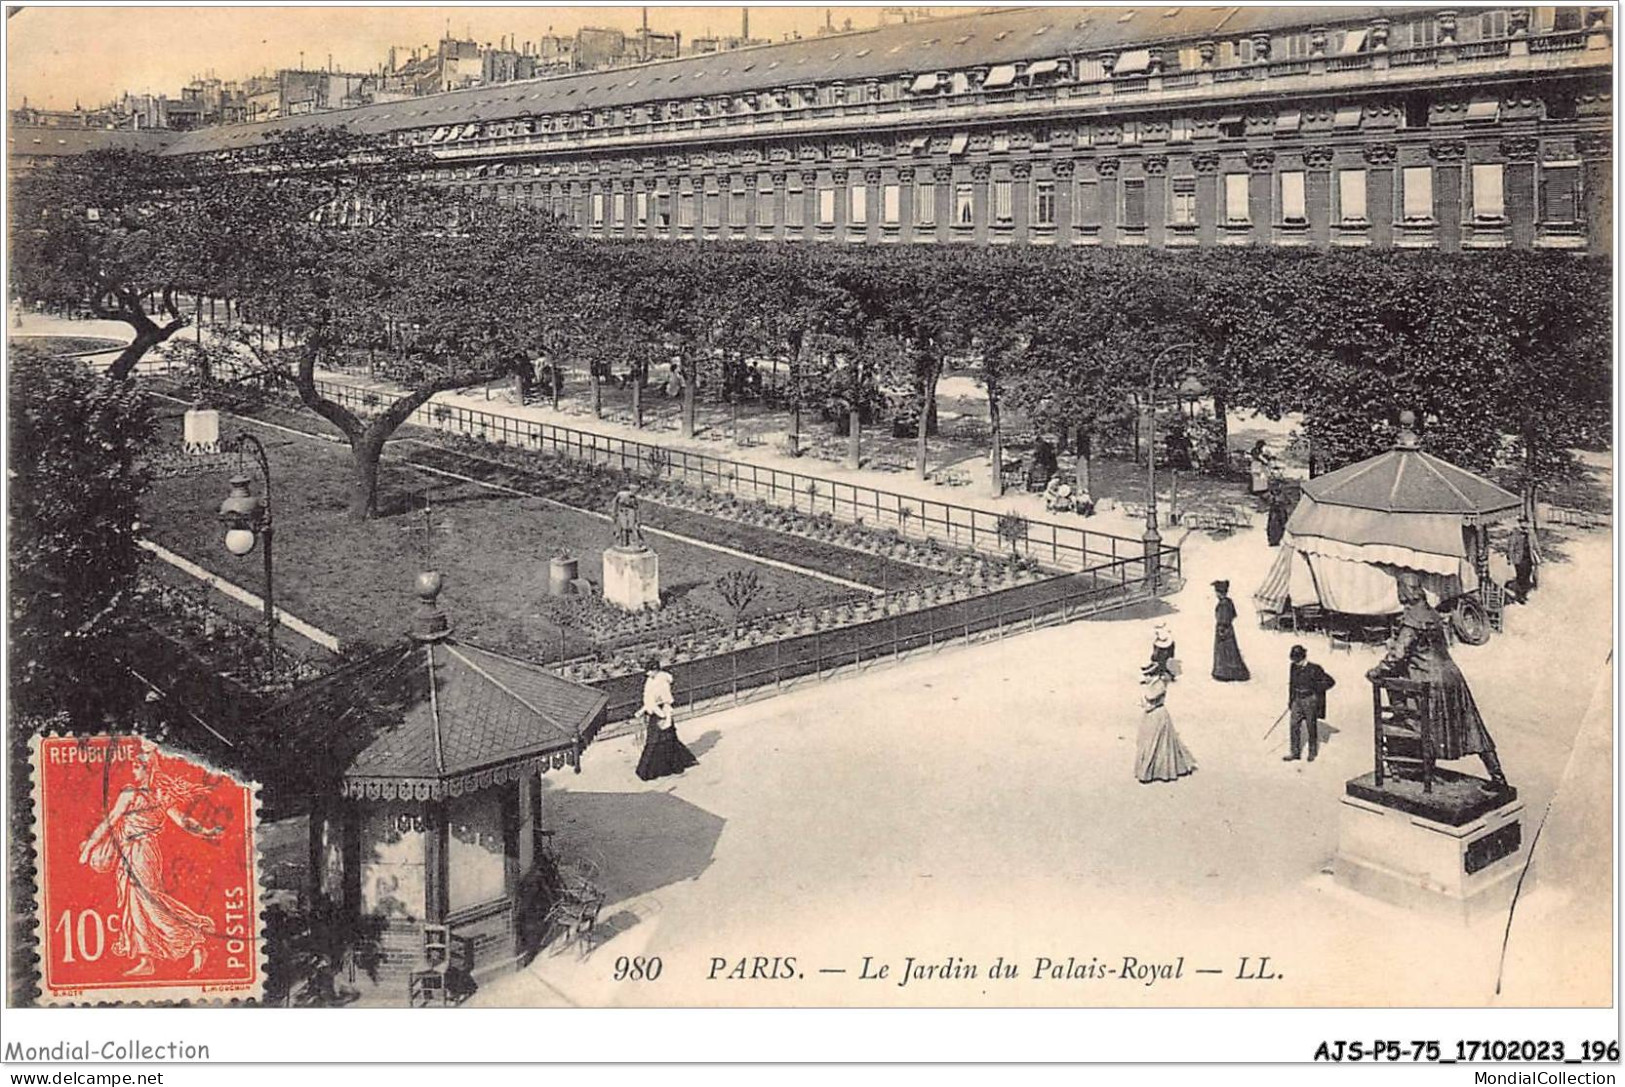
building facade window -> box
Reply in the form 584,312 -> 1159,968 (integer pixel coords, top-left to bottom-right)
1122,178 -> 1147,228
1470,163 -> 1505,220
730,184 -> 748,228
1224,173 -> 1250,223
758,178 -> 775,227
655,189 -> 672,228
818,186 -> 836,225
1120,121 -> 1141,146
994,179 -> 1013,222
635,190 -> 649,226
1401,166 -> 1433,220
612,192 -> 626,226
1541,164 -> 1580,222
850,182 -> 867,225
882,183 -> 901,225
677,190 -> 695,229
1170,117 -> 1193,142
591,192 -> 605,226
915,181 -> 936,226
955,183 -> 975,225
1034,180 -> 1056,226
703,182 -> 721,229
1280,171 -> 1306,223
787,180 -> 805,227
1075,179 -> 1101,226
1338,169 -> 1367,221
1170,177 -> 1197,224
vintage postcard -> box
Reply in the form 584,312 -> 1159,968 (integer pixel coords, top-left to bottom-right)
27,735 -> 264,1006
3,0 -> 1615,1068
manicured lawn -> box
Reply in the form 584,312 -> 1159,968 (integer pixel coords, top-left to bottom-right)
12,335 -> 126,355
141,408 -> 868,662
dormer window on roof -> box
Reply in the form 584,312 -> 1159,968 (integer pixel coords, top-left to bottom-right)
910,71 -> 943,94
1115,48 -> 1153,75
983,64 -> 1018,89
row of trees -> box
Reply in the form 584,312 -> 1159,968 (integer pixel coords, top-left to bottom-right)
13,130 -> 1611,523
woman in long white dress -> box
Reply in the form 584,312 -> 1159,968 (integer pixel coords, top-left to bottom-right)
1135,662 -> 1197,784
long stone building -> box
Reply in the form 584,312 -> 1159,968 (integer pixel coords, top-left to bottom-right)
79,7 -> 1625,253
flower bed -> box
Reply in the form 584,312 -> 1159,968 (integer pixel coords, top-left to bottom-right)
420,432 -> 1046,583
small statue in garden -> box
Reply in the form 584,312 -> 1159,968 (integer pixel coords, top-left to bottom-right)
611,488 -> 645,550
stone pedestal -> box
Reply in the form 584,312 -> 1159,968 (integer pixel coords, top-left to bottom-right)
548,556 -> 579,597
1335,770 -> 1524,923
602,545 -> 659,611
183,407 -> 220,452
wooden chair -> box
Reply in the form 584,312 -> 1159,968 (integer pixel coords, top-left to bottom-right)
1371,677 -> 1435,793
545,886 -> 607,961
408,924 -> 453,1007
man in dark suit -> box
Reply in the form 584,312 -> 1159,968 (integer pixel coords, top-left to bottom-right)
1285,644 -> 1336,763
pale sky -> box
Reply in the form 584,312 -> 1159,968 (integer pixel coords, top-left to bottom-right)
7,4 -> 953,110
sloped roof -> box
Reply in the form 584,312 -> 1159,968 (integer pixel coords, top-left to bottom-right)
263,634 -> 607,801
1285,428 -> 1521,564
10,126 -> 180,157
166,5 -> 1404,155
1298,444 -> 1521,517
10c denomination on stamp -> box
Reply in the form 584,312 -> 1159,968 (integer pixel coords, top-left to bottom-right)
29,734 -> 264,1005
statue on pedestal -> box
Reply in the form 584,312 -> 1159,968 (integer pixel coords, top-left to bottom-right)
611,488 -> 645,551
1366,571 -> 1509,791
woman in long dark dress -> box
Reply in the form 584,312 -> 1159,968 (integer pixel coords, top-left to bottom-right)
635,659 -> 698,782
1135,661 -> 1196,784
1265,482 -> 1288,547
1211,580 -> 1251,682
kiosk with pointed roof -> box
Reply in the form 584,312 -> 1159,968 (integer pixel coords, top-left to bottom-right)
1254,411 -> 1521,642
263,571 -> 607,980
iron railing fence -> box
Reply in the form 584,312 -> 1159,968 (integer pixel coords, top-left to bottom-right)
588,559 -> 1179,733
207,353 -> 1157,572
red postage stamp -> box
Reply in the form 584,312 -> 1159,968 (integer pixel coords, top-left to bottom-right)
29,734 -> 264,1005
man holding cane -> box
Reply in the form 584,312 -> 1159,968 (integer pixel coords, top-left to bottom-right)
1284,644 -> 1336,763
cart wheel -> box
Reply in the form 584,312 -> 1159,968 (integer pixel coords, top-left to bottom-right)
1452,597 -> 1491,646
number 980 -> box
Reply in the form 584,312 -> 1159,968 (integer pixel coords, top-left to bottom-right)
613,955 -> 663,982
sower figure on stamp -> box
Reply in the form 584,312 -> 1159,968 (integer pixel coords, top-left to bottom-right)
1366,572 -> 1509,791
611,488 -> 644,550
1283,644 -> 1336,763
77,742 -> 224,977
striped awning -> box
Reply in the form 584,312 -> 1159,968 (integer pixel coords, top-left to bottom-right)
1254,540 -> 1298,612
910,72 -> 942,94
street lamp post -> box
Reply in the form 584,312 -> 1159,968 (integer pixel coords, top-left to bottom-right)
217,433 -> 277,663
1143,342 -> 1195,584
